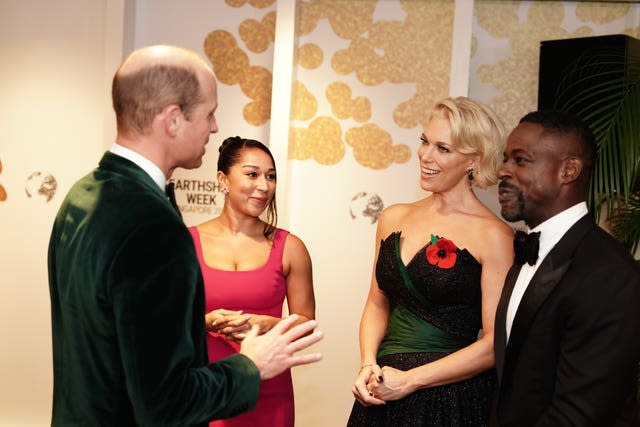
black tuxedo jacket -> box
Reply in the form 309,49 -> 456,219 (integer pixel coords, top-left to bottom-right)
494,214 -> 640,426
48,152 -> 260,426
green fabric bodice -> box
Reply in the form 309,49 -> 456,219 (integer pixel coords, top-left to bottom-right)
377,231 -> 481,357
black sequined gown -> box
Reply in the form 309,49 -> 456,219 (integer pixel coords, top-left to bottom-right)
347,232 -> 495,427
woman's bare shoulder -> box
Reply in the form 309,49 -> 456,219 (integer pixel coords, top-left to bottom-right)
379,202 -> 411,219
470,210 -> 513,242
465,212 -> 514,262
281,230 -> 307,250
377,200 -> 424,232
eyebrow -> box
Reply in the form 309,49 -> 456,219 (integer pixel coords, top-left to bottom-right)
421,134 -> 450,145
505,147 -> 530,157
420,134 -> 453,148
241,164 -> 276,172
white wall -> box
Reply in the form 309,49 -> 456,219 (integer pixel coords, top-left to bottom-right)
0,1 -> 125,425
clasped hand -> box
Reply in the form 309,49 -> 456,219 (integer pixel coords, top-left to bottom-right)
206,309 -> 252,342
352,364 -> 413,406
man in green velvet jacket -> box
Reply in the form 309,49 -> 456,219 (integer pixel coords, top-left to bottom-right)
47,45 -> 322,427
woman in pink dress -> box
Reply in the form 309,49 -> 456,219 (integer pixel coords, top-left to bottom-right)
189,136 -> 316,427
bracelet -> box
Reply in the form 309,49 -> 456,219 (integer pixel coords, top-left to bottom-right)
359,362 -> 376,372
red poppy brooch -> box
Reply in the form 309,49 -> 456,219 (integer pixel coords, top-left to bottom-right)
426,234 -> 458,269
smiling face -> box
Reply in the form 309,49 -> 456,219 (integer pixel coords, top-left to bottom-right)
219,147 -> 276,218
498,122 -> 567,228
418,115 -> 475,194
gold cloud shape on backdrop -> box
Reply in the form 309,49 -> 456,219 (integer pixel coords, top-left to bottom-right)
326,0 -> 454,129
575,3 -> 639,37
296,0 -> 379,39
225,0 -> 274,8
208,0 -> 457,169
326,82 -> 371,122
204,30 -> 247,85
474,1 -> 593,128
575,3 -> 629,24
289,116 -> 345,165
346,124 -> 411,169
239,11 -> 275,53
291,0 -> 452,169
291,81 -> 318,120
204,29 -> 272,126
0,158 -> 6,201
296,43 -> 324,69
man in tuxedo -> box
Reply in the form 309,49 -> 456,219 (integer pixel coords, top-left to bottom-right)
48,45 -> 322,427
493,110 -> 640,426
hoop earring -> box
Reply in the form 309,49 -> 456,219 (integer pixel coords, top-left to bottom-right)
466,167 -> 474,183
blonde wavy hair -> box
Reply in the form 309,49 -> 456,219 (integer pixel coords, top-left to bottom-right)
426,96 -> 507,189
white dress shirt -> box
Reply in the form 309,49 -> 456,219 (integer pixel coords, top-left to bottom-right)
505,202 -> 589,342
110,143 -> 167,191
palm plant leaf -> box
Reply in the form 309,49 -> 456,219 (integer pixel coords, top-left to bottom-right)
553,48 -> 640,224
607,191 -> 640,253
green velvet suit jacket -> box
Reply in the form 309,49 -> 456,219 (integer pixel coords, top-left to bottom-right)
48,152 -> 260,426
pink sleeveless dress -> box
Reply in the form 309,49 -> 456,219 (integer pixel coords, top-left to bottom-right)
189,227 -> 294,427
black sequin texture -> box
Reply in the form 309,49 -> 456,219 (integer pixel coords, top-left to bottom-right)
347,232 -> 495,426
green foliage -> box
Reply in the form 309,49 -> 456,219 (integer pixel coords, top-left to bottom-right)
608,191 -> 640,254
554,46 -> 640,254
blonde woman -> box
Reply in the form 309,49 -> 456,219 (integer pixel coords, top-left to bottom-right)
348,97 -> 514,426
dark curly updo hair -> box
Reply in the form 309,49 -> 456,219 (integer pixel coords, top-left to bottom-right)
218,136 -> 278,238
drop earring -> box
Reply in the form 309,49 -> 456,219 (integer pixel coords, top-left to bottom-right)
466,167 -> 474,183
221,188 -> 229,195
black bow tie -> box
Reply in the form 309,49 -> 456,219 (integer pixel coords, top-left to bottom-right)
514,230 -> 540,266
165,182 -> 180,214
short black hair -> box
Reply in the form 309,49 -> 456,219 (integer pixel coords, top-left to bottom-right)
519,110 -> 597,174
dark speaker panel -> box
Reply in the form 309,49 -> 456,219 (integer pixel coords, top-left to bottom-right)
538,34 -> 640,111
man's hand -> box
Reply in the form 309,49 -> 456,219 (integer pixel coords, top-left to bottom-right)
240,314 -> 323,380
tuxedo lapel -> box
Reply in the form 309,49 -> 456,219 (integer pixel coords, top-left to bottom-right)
495,263 -> 522,382
502,258 -> 571,382
501,215 -> 595,383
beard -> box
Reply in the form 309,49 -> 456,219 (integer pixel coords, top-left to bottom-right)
498,181 -> 525,223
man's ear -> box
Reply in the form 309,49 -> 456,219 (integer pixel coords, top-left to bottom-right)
560,157 -> 583,183
163,104 -> 182,137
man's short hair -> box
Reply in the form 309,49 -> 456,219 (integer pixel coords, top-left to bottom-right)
112,63 -> 203,134
519,110 -> 597,175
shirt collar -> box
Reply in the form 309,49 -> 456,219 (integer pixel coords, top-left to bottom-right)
110,143 -> 166,191
528,202 -> 589,260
